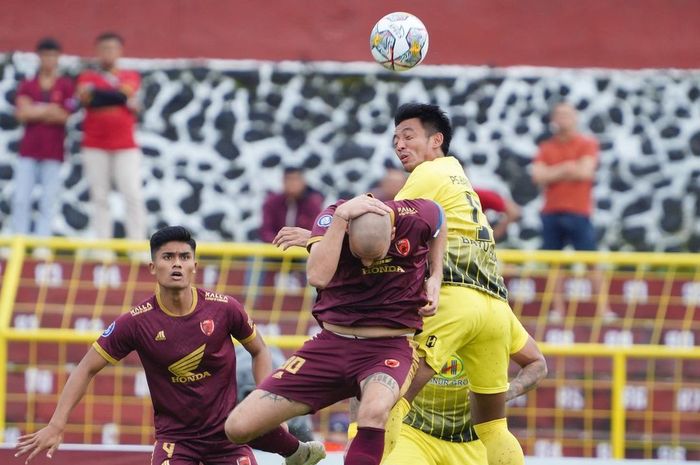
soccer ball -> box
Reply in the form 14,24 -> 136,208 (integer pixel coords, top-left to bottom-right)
370,12 -> 429,71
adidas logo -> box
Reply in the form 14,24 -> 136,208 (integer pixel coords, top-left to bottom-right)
155,330 -> 166,341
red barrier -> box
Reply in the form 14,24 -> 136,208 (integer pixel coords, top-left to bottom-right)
1,0 -> 700,68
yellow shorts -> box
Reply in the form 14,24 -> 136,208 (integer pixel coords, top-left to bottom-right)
382,423 -> 487,465
416,285 -> 525,394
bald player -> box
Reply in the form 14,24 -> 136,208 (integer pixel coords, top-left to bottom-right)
226,194 -> 446,465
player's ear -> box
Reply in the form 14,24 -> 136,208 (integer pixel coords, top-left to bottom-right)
148,261 -> 156,275
431,132 -> 444,150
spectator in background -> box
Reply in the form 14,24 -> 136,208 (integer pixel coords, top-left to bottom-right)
12,37 -> 75,243
256,167 -> 323,293
77,32 -> 146,242
531,102 -> 612,320
474,188 -> 520,242
370,167 -> 406,201
259,167 -> 323,242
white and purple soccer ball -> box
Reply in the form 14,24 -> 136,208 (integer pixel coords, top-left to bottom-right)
370,12 -> 429,71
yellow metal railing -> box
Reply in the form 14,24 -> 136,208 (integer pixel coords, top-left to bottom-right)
1,236 -> 699,459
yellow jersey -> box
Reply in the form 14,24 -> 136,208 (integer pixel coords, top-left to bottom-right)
395,156 -> 508,301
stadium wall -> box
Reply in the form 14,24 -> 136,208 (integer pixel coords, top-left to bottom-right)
0,55 -> 699,250
1,0 -> 700,68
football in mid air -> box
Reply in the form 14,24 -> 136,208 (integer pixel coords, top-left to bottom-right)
370,12 -> 429,71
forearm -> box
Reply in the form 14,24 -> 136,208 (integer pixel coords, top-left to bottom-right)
428,223 -> 446,280
506,359 -> 547,401
251,351 -> 273,385
48,366 -> 97,429
306,215 -> 347,288
42,105 -> 70,124
86,88 -> 127,108
16,104 -> 49,123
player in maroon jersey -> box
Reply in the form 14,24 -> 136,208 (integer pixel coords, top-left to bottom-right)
226,195 -> 446,465
15,226 -> 325,465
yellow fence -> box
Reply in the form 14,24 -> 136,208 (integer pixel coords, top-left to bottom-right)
0,237 -> 699,460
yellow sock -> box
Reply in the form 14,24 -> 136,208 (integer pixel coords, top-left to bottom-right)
381,397 -> 411,460
473,418 -> 524,465
347,421 -> 358,440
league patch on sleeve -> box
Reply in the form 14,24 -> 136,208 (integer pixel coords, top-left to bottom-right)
102,322 -> 116,337
317,214 -> 333,228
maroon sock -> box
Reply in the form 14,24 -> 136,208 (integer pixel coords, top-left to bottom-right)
345,426 -> 384,465
247,425 -> 300,457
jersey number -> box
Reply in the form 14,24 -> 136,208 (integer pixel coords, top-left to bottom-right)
465,194 -> 492,242
162,442 -> 175,459
281,356 -> 306,374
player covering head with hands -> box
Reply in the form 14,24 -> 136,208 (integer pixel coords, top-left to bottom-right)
226,194 -> 446,465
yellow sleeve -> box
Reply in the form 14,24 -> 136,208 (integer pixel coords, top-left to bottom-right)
394,164 -> 442,201
509,316 -> 530,354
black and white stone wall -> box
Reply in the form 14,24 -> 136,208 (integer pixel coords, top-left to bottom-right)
0,53 -> 699,251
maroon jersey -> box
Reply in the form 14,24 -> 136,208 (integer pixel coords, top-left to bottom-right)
307,198 -> 443,330
17,76 -> 75,161
93,287 -> 256,441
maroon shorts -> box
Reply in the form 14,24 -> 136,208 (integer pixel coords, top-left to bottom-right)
151,434 -> 256,465
258,329 -> 417,413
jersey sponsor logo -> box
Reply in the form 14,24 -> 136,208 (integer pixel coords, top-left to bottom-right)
438,355 -> 464,380
361,260 -> 406,275
425,335 -> 438,348
449,175 -> 469,185
200,319 -> 215,336
168,344 -> 211,383
397,206 -> 418,216
204,291 -> 228,303
102,322 -> 116,337
237,458 -> 252,465
317,214 -> 333,227
384,359 -> 400,368
155,330 -> 167,341
129,302 -> 153,316
395,238 -> 411,256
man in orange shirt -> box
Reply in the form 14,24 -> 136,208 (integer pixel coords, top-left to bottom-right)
532,102 -> 611,319
532,102 -> 598,250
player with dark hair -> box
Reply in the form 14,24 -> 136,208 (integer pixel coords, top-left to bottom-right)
391,102 -> 527,465
14,226 -> 324,465
226,194 -> 446,465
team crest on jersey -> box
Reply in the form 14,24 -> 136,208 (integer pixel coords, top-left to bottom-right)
395,238 -> 410,256
200,320 -> 215,336
384,359 -> 400,368
102,322 -> 116,337
317,214 -> 333,228
237,458 -> 252,465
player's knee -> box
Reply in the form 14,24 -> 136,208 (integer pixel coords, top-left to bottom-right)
357,397 -> 392,428
224,413 -> 255,444
473,418 -> 524,465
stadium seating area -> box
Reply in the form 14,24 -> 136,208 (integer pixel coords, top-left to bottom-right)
1,238 -> 699,460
